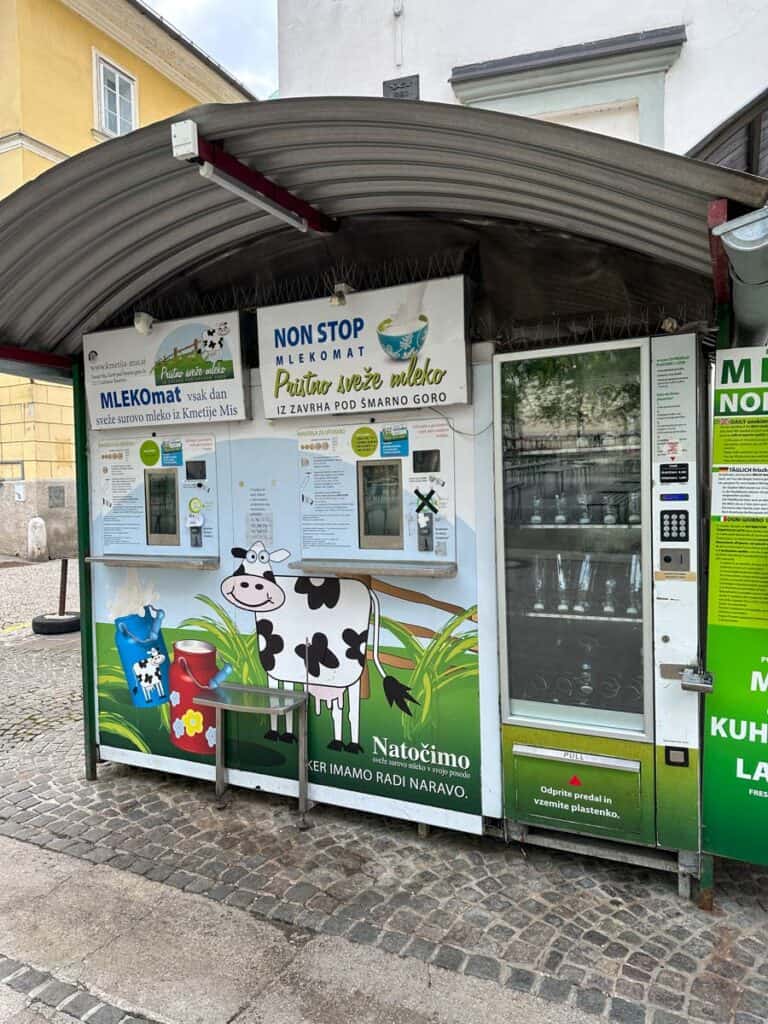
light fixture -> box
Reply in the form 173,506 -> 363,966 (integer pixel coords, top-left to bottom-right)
199,162 -> 308,233
133,311 -> 155,335
171,119 -> 337,235
329,282 -> 355,307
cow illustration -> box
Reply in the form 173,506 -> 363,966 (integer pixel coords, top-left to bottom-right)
131,647 -> 166,702
201,329 -> 224,364
220,542 -> 417,752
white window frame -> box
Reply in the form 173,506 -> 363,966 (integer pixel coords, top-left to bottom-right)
92,49 -> 138,139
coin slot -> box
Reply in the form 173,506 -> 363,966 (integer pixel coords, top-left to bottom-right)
659,548 -> 690,571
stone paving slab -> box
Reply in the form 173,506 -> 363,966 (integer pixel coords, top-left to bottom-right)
0,628 -> 767,1024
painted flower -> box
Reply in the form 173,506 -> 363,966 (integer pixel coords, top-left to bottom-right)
172,718 -> 185,739
181,709 -> 204,737
256,619 -> 284,673
294,576 -> 341,610
295,632 -> 340,678
342,628 -> 367,668
169,690 -> 181,707
205,725 -> 217,749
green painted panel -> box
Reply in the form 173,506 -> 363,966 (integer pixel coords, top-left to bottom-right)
515,752 -> 642,838
503,725 -> 655,845
704,624 -> 768,864
655,747 -> 699,852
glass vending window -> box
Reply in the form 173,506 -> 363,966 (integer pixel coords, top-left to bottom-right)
496,345 -> 647,734
145,469 -> 180,546
413,449 -> 441,473
358,460 -> 403,549
186,460 -> 207,481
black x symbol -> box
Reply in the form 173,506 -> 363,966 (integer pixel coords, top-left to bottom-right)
415,488 -> 438,514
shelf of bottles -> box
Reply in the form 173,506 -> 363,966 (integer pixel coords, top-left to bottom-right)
498,346 -> 645,723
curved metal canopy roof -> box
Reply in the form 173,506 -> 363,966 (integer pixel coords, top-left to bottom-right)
0,96 -> 766,355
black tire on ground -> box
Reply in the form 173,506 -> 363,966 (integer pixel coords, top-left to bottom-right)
31,612 -> 80,635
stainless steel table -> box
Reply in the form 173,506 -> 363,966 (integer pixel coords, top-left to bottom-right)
193,683 -> 311,828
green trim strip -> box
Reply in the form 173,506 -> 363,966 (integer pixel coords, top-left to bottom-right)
73,360 -> 98,780
715,302 -> 731,350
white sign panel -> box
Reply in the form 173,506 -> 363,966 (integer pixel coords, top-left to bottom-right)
84,312 -> 248,430
652,336 -> 695,462
257,276 -> 467,419
297,418 -> 456,562
97,434 -> 218,557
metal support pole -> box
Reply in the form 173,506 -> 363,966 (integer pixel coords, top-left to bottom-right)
58,558 -> 68,616
697,854 -> 715,911
72,361 -> 98,781
215,706 -> 226,802
677,868 -> 692,901
297,696 -> 309,829
296,639 -> 312,830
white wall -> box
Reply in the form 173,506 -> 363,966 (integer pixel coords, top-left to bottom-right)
278,0 -> 768,154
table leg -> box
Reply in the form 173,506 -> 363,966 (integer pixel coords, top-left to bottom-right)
297,697 -> 310,830
215,706 -> 227,802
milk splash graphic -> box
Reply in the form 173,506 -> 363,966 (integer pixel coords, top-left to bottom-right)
377,280 -> 430,360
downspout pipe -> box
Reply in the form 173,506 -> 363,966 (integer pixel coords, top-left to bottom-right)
712,206 -> 768,347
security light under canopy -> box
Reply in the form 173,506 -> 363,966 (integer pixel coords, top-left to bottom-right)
133,311 -> 155,335
199,162 -> 308,232
170,118 -> 337,236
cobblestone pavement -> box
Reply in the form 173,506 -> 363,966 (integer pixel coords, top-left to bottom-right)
0,635 -> 81,750
0,560 -> 79,628
0,952 -> 157,1024
0,577 -> 766,1024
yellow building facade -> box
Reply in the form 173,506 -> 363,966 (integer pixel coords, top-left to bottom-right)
0,0 -> 251,556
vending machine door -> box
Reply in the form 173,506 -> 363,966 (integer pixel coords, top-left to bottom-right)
495,339 -> 655,845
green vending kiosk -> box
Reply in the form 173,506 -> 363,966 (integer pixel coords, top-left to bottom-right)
494,335 -> 708,893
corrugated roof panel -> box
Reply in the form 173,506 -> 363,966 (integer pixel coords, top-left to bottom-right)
0,97 -> 765,354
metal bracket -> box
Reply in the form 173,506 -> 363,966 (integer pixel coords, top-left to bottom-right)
680,666 -> 714,693
678,849 -> 701,877
505,821 -> 528,843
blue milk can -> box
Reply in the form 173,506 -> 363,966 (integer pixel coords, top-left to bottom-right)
114,605 -> 170,708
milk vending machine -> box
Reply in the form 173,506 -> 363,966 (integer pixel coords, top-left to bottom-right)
494,336 -> 707,889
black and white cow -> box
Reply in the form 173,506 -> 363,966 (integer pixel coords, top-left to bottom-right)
201,329 -> 224,364
131,647 -> 166,702
220,542 -> 417,752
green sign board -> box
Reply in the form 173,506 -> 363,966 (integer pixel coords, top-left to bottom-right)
703,349 -> 768,865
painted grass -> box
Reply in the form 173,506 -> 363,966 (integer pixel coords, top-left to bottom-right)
153,353 -> 234,384
179,595 -> 266,687
381,607 -> 478,743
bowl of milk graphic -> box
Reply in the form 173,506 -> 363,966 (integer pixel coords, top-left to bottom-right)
377,289 -> 429,360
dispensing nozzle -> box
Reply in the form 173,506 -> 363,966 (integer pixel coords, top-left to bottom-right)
208,664 -> 233,690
